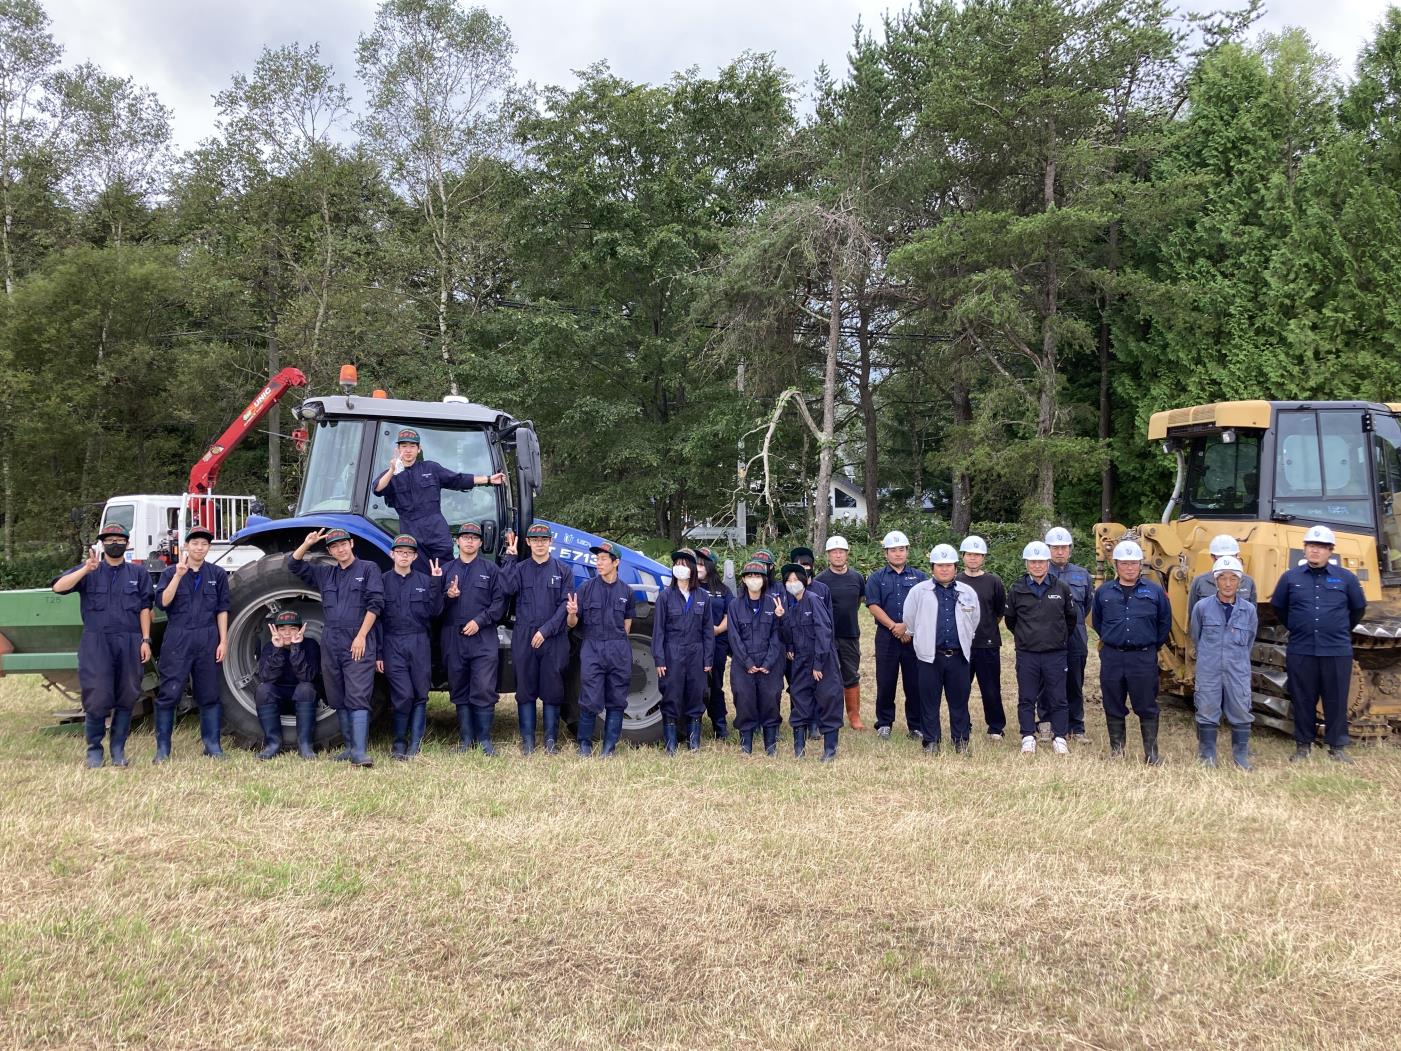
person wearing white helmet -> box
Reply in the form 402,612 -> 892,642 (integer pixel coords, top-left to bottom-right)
1091,538 -> 1172,765
1270,524 -> 1367,764
1187,534 -> 1257,610
1042,527 -> 1093,741
1190,555 -> 1257,770
957,535 -> 1007,740
902,545 -> 981,755
865,529 -> 928,740
817,535 -> 867,731
1003,540 -> 1077,755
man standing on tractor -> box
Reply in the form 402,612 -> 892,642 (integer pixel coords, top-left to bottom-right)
499,523 -> 573,754
442,522 -> 505,755
374,427 -> 507,571
1270,525 -> 1367,764
52,524 -> 154,768
288,528 -> 383,768
1092,540 -> 1172,765
153,526 -> 231,762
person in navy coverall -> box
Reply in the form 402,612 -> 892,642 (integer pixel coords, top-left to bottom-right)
499,522 -> 572,754
696,547 -> 732,740
153,526 -> 230,762
653,548 -> 715,754
255,609 -> 322,760
375,534 -> 443,760
567,540 -> 635,757
442,521 -> 505,755
781,563 -> 844,762
52,523 -> 154,768
1270,525 -> 1367,764
373,426 -> 507,571
288,527 -> 383,768
727,560 -> 785,756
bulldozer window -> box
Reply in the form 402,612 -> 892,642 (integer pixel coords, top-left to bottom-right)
1273,410 -> 1372,527
1183,433 -> 1261,516
1372,416 -> 1401,573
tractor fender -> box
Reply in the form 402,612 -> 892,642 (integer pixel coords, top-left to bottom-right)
228,515 -> 394,566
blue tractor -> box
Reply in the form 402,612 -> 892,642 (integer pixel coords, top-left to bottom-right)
216,384 -> 669,749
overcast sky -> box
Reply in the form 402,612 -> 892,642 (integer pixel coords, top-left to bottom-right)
41,0 -> 1399,151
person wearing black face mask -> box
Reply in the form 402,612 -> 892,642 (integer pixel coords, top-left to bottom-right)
52,523 -> 154,768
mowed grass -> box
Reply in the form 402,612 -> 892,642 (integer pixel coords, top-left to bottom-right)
3,617 -> 1401,1050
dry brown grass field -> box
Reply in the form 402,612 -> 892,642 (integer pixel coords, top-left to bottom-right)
3,612 -> 1401,1050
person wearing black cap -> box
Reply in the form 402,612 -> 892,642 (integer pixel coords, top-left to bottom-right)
779,562 -> 843,761
255,610 -> 322,759
695,547 -> 732,741
289,527 -> 383,767
500,522 -> 573,754
376,534 -> 444,760
728,560 -> 786,755
653,548 -> 715,754
791,545 -> 833,738
52,523 -> 154,768
567,539 -> 635,756
442,521 -> 505,755
152,527 -> 231,762
374,426 -> 508,570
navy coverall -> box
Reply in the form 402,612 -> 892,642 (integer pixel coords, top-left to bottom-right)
499,554 -> 572,710
288,554 -> 383,711
705,584 -> 731,732
653,585 -> 715,723
781,591 -> 844,735
381,459 -> 479,565
255,637 -> 322,709
379,568 -> 443,714
576,575 -> 635,715
1091,577 -> 1173,722
1270,561 -> 1366,747
154,561 -> 230,713
64,560 -> 153,717
865,563 -> 927,735
727,592 -> 784,732
441,554 -> 504,709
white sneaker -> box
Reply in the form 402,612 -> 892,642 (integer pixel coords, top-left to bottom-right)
1052,736 -> 1069,755
988,732 -> 1004,742
1021,736 -> 1036,754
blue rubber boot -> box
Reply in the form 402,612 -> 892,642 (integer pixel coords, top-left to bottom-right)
577,711 -> 596,756
391,709 -> 410,760
686,718 -> 702,751
601,709 -> 624,756
473,707 -> 496,757
793,727 -> 807,759
199,705 -> 226,759
455,705 -> 475,752
542,704 -> 560,754
348,709 -> 374,767
109,709 -> 133,767
1231,726 -> 1253,772
517,701 -> 536,755
407,702 -> 428,757
334,709 -> 353,761
821,730 -> 839,763
763,725 -> 778,757
84,713 -> 106,768
152,707 -> 175,765
295,700 -> 317,759
740,729 -> 754,754
663,719 -> 678,756
256,703 -> 283,760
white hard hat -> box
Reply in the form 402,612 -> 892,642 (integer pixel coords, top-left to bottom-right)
1211,555 -> 1244,577
1044,526 -> 1073,546
1112,540 -> 1144,561
882,530 -> 910,549
1022,541 -> 1051,560
959,535 -> 988,555
929,544 -> 958,565
825,535 -> 849,552
1208,534 -> 1240,557
1303,525 -> 1336,546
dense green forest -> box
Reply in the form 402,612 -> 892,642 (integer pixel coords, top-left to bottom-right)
2,0 -> 1400,563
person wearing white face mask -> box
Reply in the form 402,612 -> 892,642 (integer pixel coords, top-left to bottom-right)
727,560 -> 786,755
779,563 -> 844,761
652,549 -> 715,755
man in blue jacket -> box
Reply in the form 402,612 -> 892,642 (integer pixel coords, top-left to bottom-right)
1092,539 -> 1172,765
1270,525 -> 1367,764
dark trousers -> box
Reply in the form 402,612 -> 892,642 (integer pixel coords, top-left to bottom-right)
917,650 -> 972,744
580,638 -> 631,715
788,651 -> 844,733
155,627 -> 221,711
730,664 -> 783,731
77,631 -> 144,717
1099,647 -> 1160,722
706,649 -> 729,726
445,630 -> 498,709
874,629 -> 921,734
659,650 -> 707,721
1286,652 -> 1352,747
834,637 -> 861,688
512,630 -> 566,707
383,632 -> 431,714
970,646 -> 1005,734
255,681 -> 317,710
1017,650 -> 1067,738
322,626 -> 378,711
1037,647 -> 1086,733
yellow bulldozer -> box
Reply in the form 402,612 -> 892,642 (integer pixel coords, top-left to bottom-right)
1095,400 -> 1401,740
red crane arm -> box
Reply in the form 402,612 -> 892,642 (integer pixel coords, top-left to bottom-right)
187,367 -> 309,497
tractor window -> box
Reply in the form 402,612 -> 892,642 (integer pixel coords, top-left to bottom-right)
297,419 -> 367,515
366,424 -> 500,539
1182,433 -> 1261,516
1273,410 -> 1373,527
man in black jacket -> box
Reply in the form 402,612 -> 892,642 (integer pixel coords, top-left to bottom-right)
1003,541 -> 1077,756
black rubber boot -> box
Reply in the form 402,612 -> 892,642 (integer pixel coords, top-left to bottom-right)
663,719 -> 678,756
199,705 -> 225,759
712,715 -> 729,741
406,702 -> 427,757
953,738 -> 970,756
1290,743 -> 1311,763
763,725 -> 778,757
109,709 -> 133,767
686,718 -> 702,751
601,709 -> 624,756
84,713 -> 106,768
1141,716 -> 1163,766
1107,716 -> 1127,759
455,705 -> 475,752
794,727 -> 807,758
740,729 -> 754,754
1328,745 -> 1354,765
390,709 -> 409,760
517,701 -> 536,755
542,704 -> 560,754
295,700 -> 317,759
821,730 -> 838,763
1230,726 -> 1253,772
1196,724 -> 1217,768
577,711 -> 596,756
152,707 -> 175,765
256,703 -> 283,760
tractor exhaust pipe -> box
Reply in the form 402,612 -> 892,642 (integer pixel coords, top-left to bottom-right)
1161,446 -> 1185,523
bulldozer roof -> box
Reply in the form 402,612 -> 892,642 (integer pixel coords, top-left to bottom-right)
1148,399 -> 1401,440
300,395 -> 510,428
